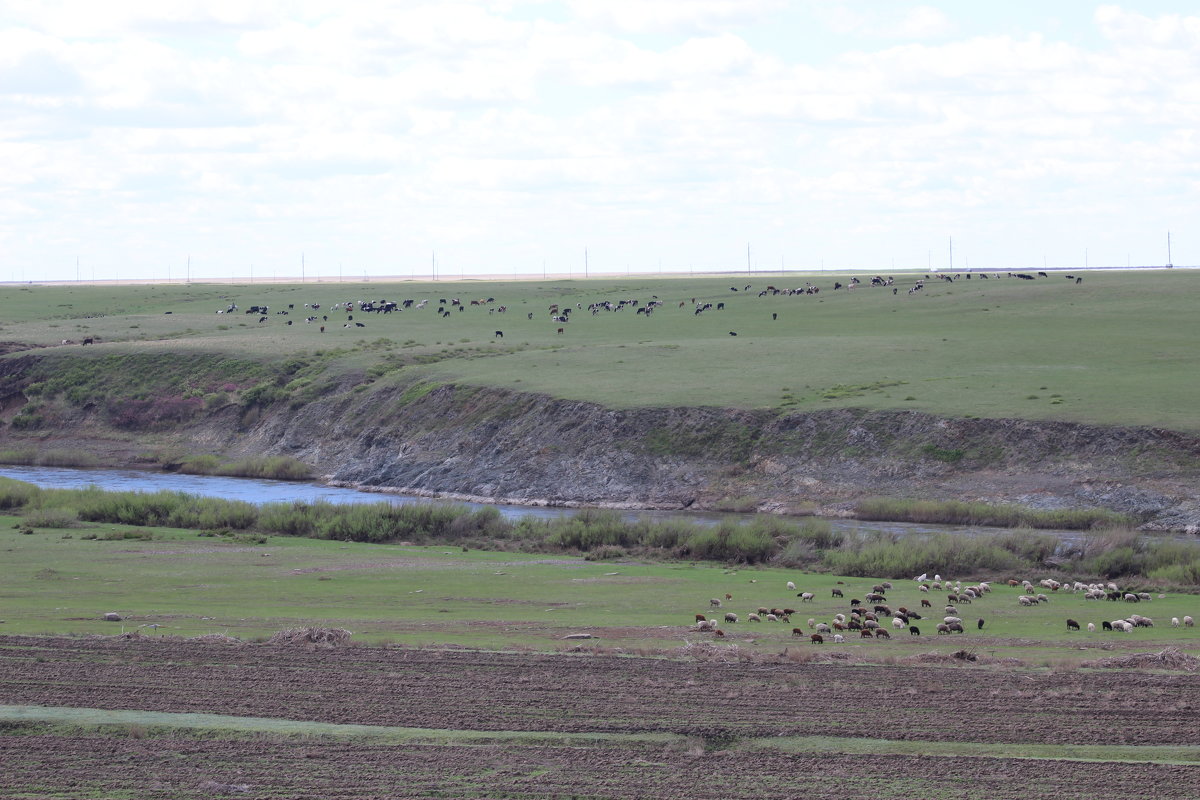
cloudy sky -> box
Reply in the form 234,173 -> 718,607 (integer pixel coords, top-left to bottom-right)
1,1 -> 1197,282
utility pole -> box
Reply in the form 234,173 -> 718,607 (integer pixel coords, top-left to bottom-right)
1167,231 -> 1173,267
584,248 -> 588,278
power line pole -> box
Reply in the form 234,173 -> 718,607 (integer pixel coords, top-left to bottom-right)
584,247 -> 588,278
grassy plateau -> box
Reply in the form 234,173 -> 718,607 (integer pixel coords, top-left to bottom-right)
0,269 -> 1197,429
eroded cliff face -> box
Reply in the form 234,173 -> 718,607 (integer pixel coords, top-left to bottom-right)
3,353 -> 1199,529
218,382 -> 1200,530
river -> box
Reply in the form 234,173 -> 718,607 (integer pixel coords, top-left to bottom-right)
0,463 -> 1114,547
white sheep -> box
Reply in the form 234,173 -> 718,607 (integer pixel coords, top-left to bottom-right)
710,598 -> 722,608
787,581 -> 796,591
800,592 -> 815,602
919,585 -> 929,593
1172,617 -> 1180,627
1185,615 -> 1195,628
1087,622 -> 1096,632
944,616 -> 962,625
766,613 -> 778,622
1018,596 -> 1035,606
833,633 -> 845,643
748,613 -> 761,622
892,617 -> 906,629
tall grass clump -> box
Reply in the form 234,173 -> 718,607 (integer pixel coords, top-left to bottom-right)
0,449 -> 38,465
0,448 -> 99,467
0,477 -> 41,511
217,456 -> 313,480
775,519 -> 846,567
681,521 -> 776,564
254,500 -> 507,543
854,498 -> 1132,530
21,508 -> 80,528
822,532 -> 1029,578
72,488 -> 257,530
180,455 -> 313,481
1077,529 -> 1200,584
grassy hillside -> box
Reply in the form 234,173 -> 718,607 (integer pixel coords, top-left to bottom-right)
1,269 -> 1197,429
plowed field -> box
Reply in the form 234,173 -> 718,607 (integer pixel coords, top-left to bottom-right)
2,634 -> 1199,798
4,734 -> 1199,800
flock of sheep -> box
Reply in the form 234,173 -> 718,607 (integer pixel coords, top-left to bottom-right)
689,574 -> 1195,645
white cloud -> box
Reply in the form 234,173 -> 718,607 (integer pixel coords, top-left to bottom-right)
819,3 -> 954,40
565,0 -> 784,34
1,2 -> 1199,277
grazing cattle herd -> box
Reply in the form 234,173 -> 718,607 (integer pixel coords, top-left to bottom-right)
689,574 -> 1194,644
58,269 -> 1083,348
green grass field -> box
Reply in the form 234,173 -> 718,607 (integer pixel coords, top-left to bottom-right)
4,517 -> 1196,664
2,269 -> 1198,429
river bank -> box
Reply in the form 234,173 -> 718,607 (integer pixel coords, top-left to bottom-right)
3,351 -> 1199,532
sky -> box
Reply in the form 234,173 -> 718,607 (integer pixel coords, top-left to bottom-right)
1,1 -> 1197,282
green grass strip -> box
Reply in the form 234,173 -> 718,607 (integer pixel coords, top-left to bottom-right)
0,705 -> 674,747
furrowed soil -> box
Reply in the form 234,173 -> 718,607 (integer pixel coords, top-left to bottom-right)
2,635 -> 1199,798
4,733 -> 1197,800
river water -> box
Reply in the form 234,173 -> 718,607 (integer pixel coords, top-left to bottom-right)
0,463 -> 1109,546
